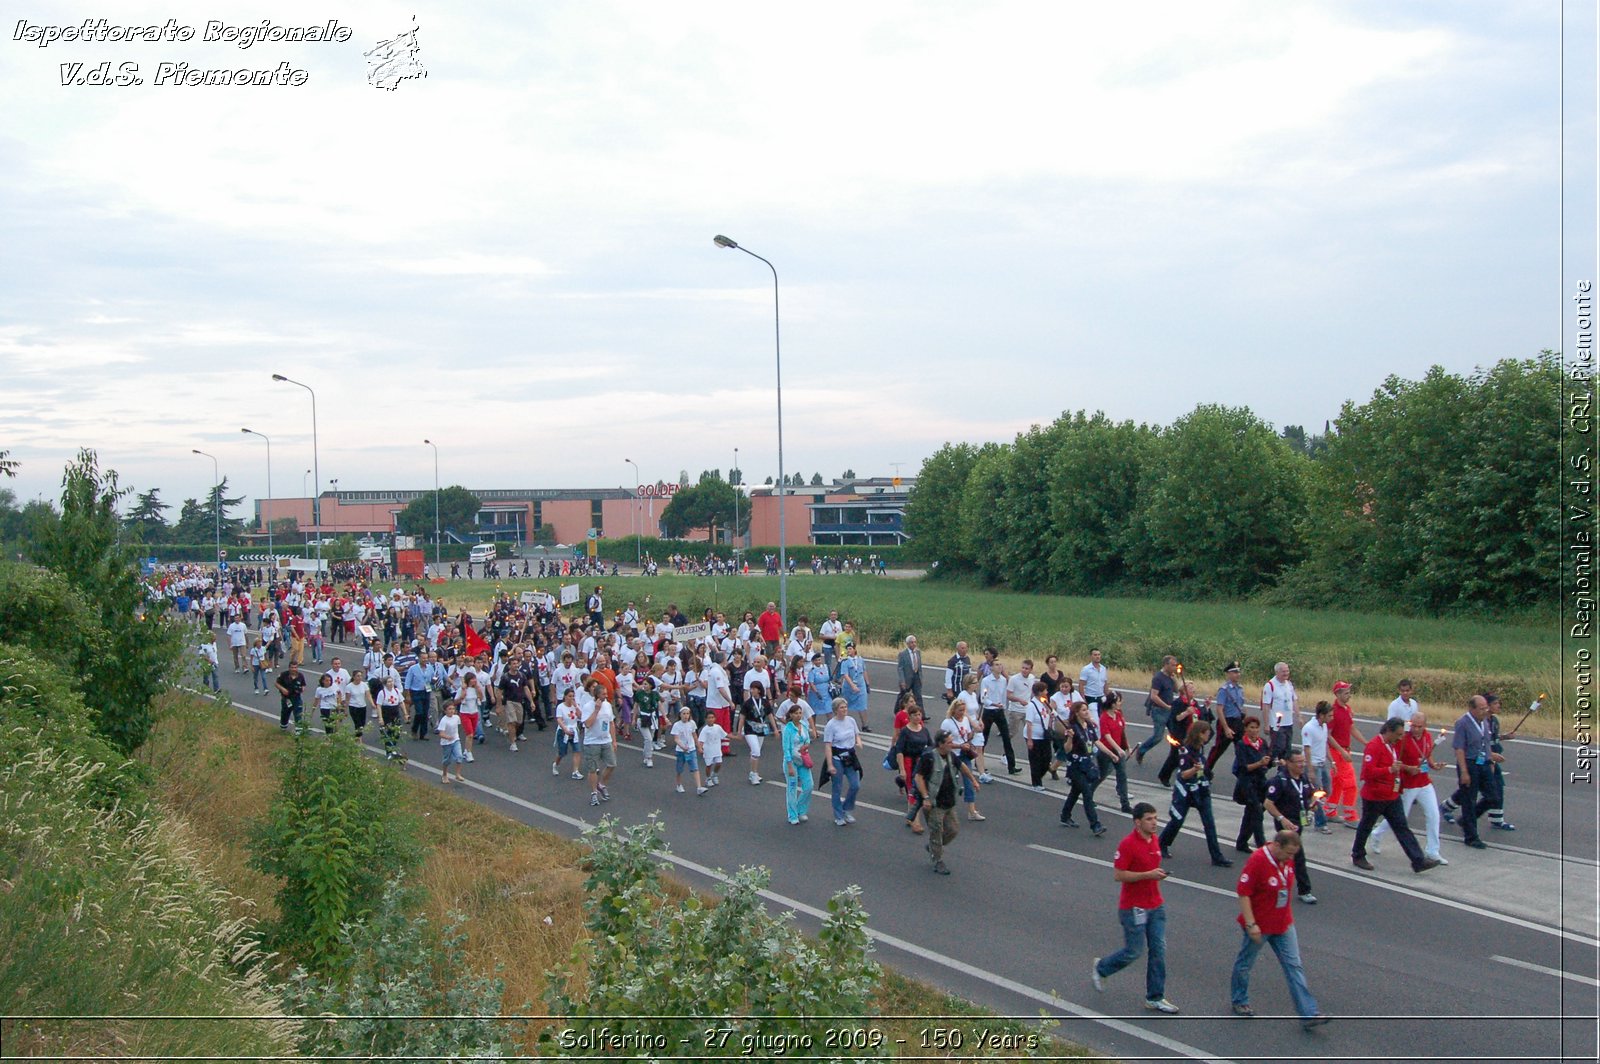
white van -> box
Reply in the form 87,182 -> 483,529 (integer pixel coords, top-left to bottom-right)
468,543 -> 498,564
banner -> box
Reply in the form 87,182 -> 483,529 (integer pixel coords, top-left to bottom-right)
559,583 -> 580,607
673,621 -> 711,643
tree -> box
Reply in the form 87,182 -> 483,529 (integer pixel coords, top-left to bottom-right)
841,468 -> 857,480
124,487 -> 170,543
202,477 -> 248,541
327,534 -> 359,563
29,449 -> 185,752
904,443 -> 979,568
729,466 -> 742,487
958,444 -> 1015,585
395,486 -> 480,541
1046,415 -> 1159,593
763,476 -> 773,486
1127,405 -> 1308,596
810,472 -> 824,486
270,515 -> 299,538
171,498 -> 209,543
0,450 -> 17,478
658,478 -> 740,541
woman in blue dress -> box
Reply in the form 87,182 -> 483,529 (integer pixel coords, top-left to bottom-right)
838,641 -> 870,731
804,652 -> 833,735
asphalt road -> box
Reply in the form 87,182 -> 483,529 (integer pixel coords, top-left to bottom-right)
206,634 -> 1599,1064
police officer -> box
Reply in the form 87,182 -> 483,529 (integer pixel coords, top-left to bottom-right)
1262,750 -> 1319,904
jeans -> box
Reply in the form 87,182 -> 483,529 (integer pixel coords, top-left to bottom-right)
203,665 -> 220,692
252,665 -> 268,693
1136,707 -> 1170,758
830,755 -> 860,821
279,696 -> 303,729
955,752 -> 978,804
1159,783 -> 1226,861
1060,760 -> 1103,829
785,766 -> 813,822
1309,760 -> 1332,828
1098,751 -> 1130,807
1230,924 -> 1319,1019
409,690 -> 432,739
1095,904 -> 1166,1000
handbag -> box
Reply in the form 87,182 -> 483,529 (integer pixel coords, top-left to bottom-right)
800,745 -> 814,770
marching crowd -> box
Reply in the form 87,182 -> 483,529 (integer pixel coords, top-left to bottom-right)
159,560 -> 1527,1031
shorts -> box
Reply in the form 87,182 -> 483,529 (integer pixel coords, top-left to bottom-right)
441,739 -> 463,766
556,731 -> 578,758
675,750 -> 699,772
504,700 -> 525,725
703,752 -> 724,768
584,742 -> 617,768
460,712 -> 479,739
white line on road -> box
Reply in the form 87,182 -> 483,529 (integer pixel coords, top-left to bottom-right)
1027,843 -> 1237,899
1490,955 -> 1600,987
214,690 -> 1239,1064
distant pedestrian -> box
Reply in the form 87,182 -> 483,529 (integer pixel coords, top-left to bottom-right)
1229,831 -> 1330,1029
1091,803 -> 1179,1014
916,730 -> 976,875
1135,656 -> 1179,764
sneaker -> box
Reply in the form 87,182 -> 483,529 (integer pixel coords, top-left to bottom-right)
697,786 -> 709,796
1144,998 -> 1180,1014
835,817 -> 848,826
978,773 -> 995,784
509,742 -> 518,752
1491,822 -> 1517,832
932,861 -> 950,875
799,815 -> 808,822
1135,749 -> 1146,766
1352,856 -> 1375,870
1430,854 -> 1449,865
1465,838 -> 1487,849
1442,811 -> 1457,824
1302,1013 -> 1331,1030
1092,824 -> 1107,837
598,785 -> 610,802
1160,846 -> 1172,859
1414,857 -> 1441,873
1008,766 -> 1023,775
552,762 -> 560,776
1299,893 -> 1318,905
1369,841 -> 1382,855
1120,804 -> 1135,814
1091,959 -> 1105,992
844,813 -> 857,824
1211,857 -> 1234,868
676,784 -> 685,793
1031,784 -> 1045,792
1316,825 -> 1333,835
464,752 -> 475,763
589,792 -> 601,807
749,771 -> 760,785
1061,816 -> 1079,829
1231,1003 -> 1255,1017
643,759 -> 654,768
571,771 -> 583,780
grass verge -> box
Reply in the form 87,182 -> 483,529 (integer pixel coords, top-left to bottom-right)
142,693 -> 1099,1060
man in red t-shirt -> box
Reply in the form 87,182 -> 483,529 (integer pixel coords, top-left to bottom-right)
1325,681 -> 1364,825
1369,712 -> 1447,864
1230,832 -> 1328,1028
1351,719 -> 1438,873
757,602 -> 784,657
1091,804 -> 1178,1013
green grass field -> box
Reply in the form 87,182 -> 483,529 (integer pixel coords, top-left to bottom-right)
426,573 -> 1560,731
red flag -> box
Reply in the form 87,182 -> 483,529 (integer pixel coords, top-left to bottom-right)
463,626 -> 490,658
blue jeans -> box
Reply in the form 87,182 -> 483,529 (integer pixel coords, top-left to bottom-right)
830,756 -> 860,820
1096,904 -> 1166,1000
1310,761 -> 1332,828
1136,708 -> 1171,757
1230,924 -> 1318,1019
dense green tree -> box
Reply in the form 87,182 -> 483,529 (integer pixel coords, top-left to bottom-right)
904,443 -> 980,568
992,416 -> 1083,590
269,515 -> 299,538
841,468 -> 857,480
395,486 -> 480,541
1046,415 -> 1159,593
958,444 -> 1015,585
1126,405 -> 1308,596
810,472 -> 824,486
124,487 -> 171,542
171,497 -> 209,543
658,476 -> 740,540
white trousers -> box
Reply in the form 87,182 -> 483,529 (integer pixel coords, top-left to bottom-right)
1371,783 -> 1441,858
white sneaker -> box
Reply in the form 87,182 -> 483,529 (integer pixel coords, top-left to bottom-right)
1091,959 -> 1105,992
643,759 -> 654,768
749,771 -> 760,785
571,771 -> 583,780
844,813 -> 856,824
1144,998 -> 1180,1014
978,773 -> 995,784
509,742 -> 518,752
464,752 -> 475,762
1430,854 -> 1449,865
1370,841 -> 1383,855
697,786 -> 709,796
552,762 -> 560,776
676,784 -> 685,793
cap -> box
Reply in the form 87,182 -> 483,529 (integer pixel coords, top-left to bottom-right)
1224,661 -> 1241,674
1332,681 -> 1351,692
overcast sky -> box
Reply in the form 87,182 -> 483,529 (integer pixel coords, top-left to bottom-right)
1,1 -> 1593,514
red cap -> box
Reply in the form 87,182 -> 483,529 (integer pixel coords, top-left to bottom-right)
1332,681 -> 1352,692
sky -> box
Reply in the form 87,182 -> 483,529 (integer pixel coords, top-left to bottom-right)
0,0 -> 1594,515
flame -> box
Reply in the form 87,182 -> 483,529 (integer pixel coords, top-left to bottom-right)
1165,733 -> 1181,746
1312,790 -> 1327,802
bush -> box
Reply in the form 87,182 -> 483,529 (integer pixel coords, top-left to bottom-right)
543,817 -> 882,1059
284,878 -> 523,1059
249,729 -> 420,971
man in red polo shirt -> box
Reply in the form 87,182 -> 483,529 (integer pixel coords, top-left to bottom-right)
1230,831 -> 1329,1029
1091,803 -> 1178,1014
1351,718 -> 1440,873
1369,711 -> 1448,865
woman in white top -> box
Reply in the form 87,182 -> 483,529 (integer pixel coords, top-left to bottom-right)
453,673 -> 485,763
313,673 -> 342,733
821,698 -> 862,827
552,689 -> 584,780
377,674 -> 406,758
941,695 -> 985,821
344,668 -> 372,738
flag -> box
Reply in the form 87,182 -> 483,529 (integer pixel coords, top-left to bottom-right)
464,626 -> 490,659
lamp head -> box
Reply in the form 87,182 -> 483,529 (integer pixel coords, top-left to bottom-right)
271,374 -> 287,381
191,449 -> 202,455
424,438 -> 432,445
240,427 -> 250,434
713,235 -> 738,249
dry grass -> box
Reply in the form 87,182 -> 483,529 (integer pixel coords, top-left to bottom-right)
143,693 -> 1101,1060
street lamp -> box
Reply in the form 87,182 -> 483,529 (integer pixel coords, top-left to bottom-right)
273,374 -> 322,578
192,448 -> 221,573
423,439 -> 440,572
240,428 -> 273,561
714,234 -> 787,623
624,458 -> 640,570
733,446 -> 740,549
302,469 -> 311,497
328,478 -> 339,544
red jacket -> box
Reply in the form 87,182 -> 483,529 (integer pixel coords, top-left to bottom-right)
1359,735 -> 1404,801
757,610 -> 783,642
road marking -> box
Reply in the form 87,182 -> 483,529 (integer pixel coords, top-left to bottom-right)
1027,844 -> 1237,899
1490,955 -> 1600,987
213,690 -> 1239,1064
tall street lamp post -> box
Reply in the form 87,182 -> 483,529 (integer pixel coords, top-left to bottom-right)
423,439 -> 440,572
192,448 -> 221,573
714,234 -> 787,623
273,374 -> 322,578
733,446 -> 740,549
624,458 -> 640,570
328,478 -> 339,543
240,428 -> 273,560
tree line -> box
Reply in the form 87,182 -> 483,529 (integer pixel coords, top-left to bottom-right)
903,356 -> 1559,615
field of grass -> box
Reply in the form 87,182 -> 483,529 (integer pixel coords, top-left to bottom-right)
421,573 -> 1563,737
140,694 -> 1090,1060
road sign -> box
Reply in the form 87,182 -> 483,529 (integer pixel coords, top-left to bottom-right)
218,561 -> 229,573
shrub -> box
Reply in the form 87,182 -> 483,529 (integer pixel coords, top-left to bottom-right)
543,817 -> 882,1059
248,729 -> 420,971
